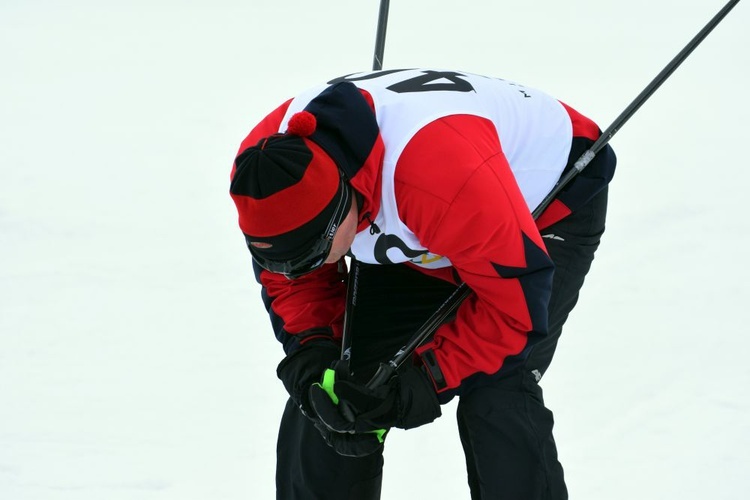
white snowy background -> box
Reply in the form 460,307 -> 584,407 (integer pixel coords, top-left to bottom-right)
1,0 -> 748,498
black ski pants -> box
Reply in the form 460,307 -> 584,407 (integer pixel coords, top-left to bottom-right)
276,187 -> 608,500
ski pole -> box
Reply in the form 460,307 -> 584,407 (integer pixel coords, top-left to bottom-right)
534,0 -> 742,216
372,0 -> 391,71
339,0 -> 393,363
339,258 -> 360,362
365,0 -> 743,391
365,282 -> 472,389
329,0 -> 394,424
339,0 -> 394,364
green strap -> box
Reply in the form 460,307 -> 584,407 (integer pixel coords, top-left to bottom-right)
372,428 -> 387,443
317,368 -> 388,443
320,368 -> 339,404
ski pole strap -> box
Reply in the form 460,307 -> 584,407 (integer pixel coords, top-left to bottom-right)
318,368 -> 388,443
320,368 -> 339,404
320,367 -> 358,421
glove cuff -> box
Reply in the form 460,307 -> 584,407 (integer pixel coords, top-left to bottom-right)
396,366 -> 442,430
277,341 -> 340,415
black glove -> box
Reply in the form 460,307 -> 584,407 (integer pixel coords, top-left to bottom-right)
309,360 -> 442,438
276,340 -> 340,417
276,342 -> 383,457
311,419 -> 385,458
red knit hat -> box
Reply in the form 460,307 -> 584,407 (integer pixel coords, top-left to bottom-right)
230,81 -> 383,266
230,111 -> 347,262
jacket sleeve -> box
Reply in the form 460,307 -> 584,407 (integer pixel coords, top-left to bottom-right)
254,262 -> 347,354
396,115 -> 555,392
234,99 -> 347,355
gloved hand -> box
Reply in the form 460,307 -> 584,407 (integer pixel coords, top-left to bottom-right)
309,359 -> 442,440
276,340 -> 340,418
276,341 -> 383,457
311,419 -> 385,458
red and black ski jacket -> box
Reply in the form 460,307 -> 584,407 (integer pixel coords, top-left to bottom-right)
233,69 -> 615,394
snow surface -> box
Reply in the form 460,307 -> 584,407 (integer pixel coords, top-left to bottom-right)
1,1 -> 748,498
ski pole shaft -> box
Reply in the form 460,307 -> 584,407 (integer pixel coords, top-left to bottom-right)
597,0 -> 741,151
340,258 -> 361,361
372,0 -> 390,70
533,0 -> 742,217
366,283 -> 472,389
337,1 -> 392,393
367,0 -> 742,390
341,0 -> 391,362
336,258 -> 361,421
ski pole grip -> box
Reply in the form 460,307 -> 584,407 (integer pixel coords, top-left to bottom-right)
366,362 -> 397,390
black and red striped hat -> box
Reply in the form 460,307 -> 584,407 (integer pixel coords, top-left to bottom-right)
229,81 -> 382,264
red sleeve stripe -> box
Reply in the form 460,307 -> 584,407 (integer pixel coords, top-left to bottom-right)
558,100 -> 600,140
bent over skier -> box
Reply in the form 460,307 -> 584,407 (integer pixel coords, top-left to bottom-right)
229,69 -> 616,499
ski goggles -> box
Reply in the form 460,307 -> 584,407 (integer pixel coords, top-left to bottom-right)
248,178 -> 352,280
